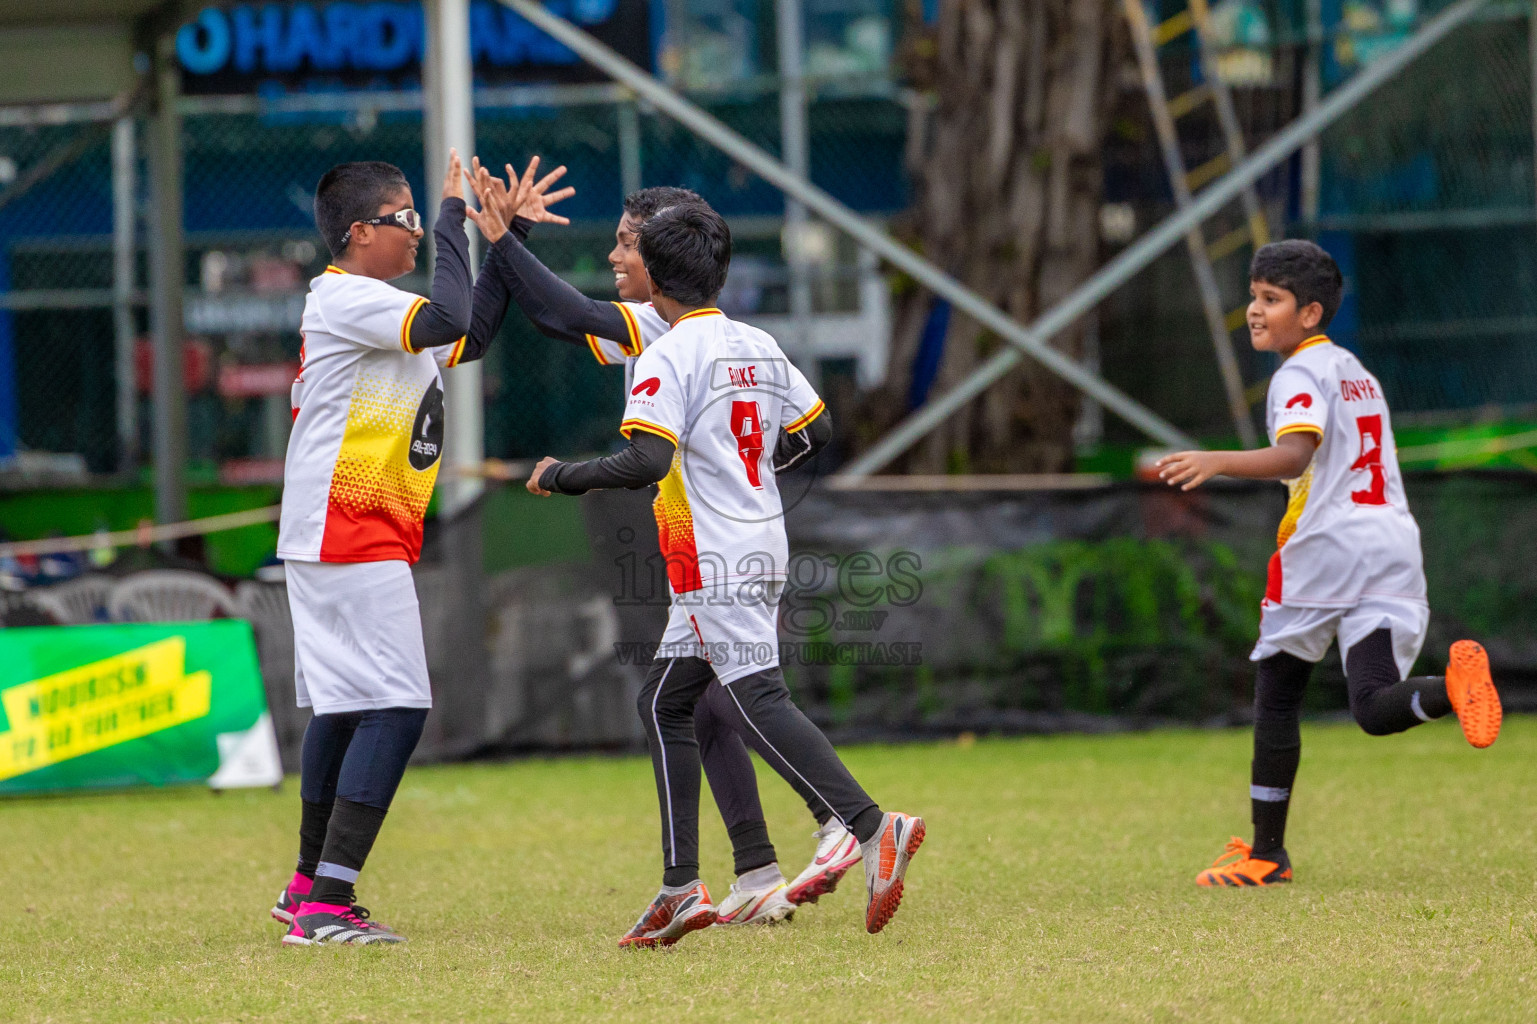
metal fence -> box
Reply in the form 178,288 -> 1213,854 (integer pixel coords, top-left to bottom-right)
0,0 -> 1532,487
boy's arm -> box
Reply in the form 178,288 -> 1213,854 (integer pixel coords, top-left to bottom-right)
404,196 -> 475,350
1156,432 -> 1319,490
526,430 -> 675,496
774,406 -> 832,473
496,231 -> 633,345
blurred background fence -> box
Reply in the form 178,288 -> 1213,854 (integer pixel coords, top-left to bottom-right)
1,0 -> 1533,493
0,0 -> 1535,752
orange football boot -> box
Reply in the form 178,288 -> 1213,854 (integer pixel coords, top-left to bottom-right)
1446,640 -> 1501,749
1195,837 -> 1292,887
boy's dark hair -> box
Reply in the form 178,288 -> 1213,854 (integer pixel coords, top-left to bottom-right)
1250,239 -> 1344,329
623,186 -> 705,224
314,161 -> 411,258
638,204 -> 731,307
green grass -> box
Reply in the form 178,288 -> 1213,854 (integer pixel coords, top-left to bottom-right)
4,720 -> 1537,1023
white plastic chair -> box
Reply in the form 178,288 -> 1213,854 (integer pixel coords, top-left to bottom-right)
29,574 -> 115,624
107,570 -> 239,623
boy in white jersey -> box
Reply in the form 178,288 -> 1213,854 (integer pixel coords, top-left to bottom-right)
524,204 -> 924,947
473,163 -> 859,922
1156,239 -> 1501,887
268,152 -> 515,944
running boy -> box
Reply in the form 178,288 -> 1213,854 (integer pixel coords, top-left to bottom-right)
269,151 -> 515,944
473,160 -> 857,925
524,203 -> 924,947
1156,239 -> 1501,887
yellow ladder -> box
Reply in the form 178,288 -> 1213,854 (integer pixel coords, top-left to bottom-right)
1123,0 -> 1270,447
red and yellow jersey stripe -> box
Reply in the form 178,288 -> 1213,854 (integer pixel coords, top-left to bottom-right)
1276,464 -> 1314,549
620,418 -> 680,448
674,307 -> 723,326
400,296 -> 429,354
614,302 -> 644,356
442,336 -> 467,367
784,399 -> 826,434
653,449 -> 701,593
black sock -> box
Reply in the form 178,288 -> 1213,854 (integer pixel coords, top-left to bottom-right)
309,798 -> 388,906
1346,630 -> 1451,735
662,865 -> 699,888
1251,652 -> 1311,857
851,807 -> 885,845
296,799 -> 331,879
727,820 -> 777,876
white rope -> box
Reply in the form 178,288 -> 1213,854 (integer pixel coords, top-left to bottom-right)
0,505 -> 281,559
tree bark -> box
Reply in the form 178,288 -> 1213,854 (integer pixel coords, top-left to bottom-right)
861,0 -> 1125,473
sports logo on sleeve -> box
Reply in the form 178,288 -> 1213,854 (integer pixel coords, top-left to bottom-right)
633,377 -> 661,397
1286,393 -> 1313,409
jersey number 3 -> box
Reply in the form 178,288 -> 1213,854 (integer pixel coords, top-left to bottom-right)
731,400 -> 765,489
1350,414 -> 1388,506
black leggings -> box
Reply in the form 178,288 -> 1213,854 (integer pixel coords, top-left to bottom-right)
695,679 -> 832,831
299,707 -> 428,811
640,658 -> 879,881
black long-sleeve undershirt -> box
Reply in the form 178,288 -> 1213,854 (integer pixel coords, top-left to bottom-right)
541,409 -> 833,496
405,198 -> 525,364
495,224 -> 631,346
773,409 -> 832,473
541,428 -> 675,495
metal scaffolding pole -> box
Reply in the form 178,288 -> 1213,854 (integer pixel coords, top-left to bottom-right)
617,98 -> 642,198
112,117 -> 139,473
500,0 -> 1191,449
147,30 -> 185,525
776,0 -> 814,361
424,0 -> 482,516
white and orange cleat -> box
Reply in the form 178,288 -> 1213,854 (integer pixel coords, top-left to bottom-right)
715,881 -> 795,926
618,881 -> 717,949
860,811 -> 925,934
1446,640 -> 1501,749
786,821 -> 862,906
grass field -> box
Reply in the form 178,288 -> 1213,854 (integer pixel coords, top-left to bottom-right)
5,719 -> 1537,1023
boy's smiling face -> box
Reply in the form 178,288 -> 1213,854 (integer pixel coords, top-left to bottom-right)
608,212 -> 651,302
1247,278 -> 1324,355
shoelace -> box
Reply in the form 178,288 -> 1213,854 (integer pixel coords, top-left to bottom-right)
1208,836 -> 1254,869
339,904 -> 381,929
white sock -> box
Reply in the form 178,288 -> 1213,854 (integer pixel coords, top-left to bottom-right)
738,862 -> 784,890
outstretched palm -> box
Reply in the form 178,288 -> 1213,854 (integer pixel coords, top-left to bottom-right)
469,155 -> 574,228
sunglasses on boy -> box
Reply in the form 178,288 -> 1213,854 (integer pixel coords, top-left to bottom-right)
340,208 -> 422,248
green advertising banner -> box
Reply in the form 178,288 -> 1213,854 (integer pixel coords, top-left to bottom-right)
0,620 -> 282,796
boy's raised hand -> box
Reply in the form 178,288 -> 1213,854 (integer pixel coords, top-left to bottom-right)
508,155 -> 575,226
441,147 -> 465,201
463,165 -> 509,244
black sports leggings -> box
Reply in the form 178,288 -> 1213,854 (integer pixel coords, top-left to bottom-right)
640,658 -> 878,879
695,679 -> 832,831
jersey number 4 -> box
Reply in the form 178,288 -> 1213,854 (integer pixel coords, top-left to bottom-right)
731,400 -> 765,489
1350,414 -> 1388,506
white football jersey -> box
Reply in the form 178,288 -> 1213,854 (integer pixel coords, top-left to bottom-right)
278,266 -> 466,564
1263,334 -> 1425,608
584,299 -> 670,393
619,307 -> 825,595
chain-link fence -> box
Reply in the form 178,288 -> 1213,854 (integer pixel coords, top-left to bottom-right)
0,0 -> 1532,488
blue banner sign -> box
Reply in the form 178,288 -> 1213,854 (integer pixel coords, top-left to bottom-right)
176,0 -> 649,92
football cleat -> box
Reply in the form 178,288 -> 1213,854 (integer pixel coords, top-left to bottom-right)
281,902 -> 406,945
618,881 -> 717,949
1195,837 -> 1292,887
786,821 -> 862,906
270,872 -> 312,925
861,811 -> 925,934
715,881 -> 795,926
1447,640 -> 1501,749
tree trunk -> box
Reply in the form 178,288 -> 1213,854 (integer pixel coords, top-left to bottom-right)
860,0 -> 1125,474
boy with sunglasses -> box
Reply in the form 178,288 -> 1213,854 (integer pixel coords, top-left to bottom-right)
269,151 -> 514,945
